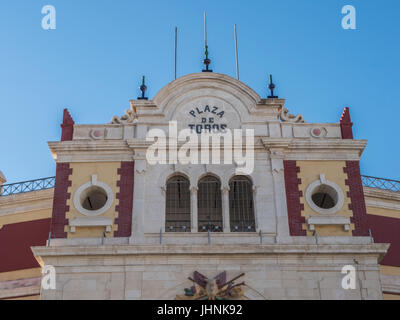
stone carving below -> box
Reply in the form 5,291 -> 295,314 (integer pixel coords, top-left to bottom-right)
110,108 -> 136,124
176,271 -> 245,300
279,107 -> 305,123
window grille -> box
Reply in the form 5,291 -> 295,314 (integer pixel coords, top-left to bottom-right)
229,176 -> 255,232
165,175 -> 191,232
198,176 -> 223,232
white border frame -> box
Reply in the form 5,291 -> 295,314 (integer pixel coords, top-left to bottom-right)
73,174 -> 114,217
305,174 -> 344,215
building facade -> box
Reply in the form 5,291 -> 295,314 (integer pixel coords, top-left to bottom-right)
0,72 -> 399,300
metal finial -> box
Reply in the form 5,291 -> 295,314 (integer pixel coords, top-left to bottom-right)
268,74 -> 278,98
138,75 -> 148,100
202,45 -> 213,72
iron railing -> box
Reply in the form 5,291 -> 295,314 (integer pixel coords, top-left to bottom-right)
0,177 -> 55,196
0,175 -> 399,197
361,175 -> 400,193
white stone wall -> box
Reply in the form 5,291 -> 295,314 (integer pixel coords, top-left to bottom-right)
34,244 -> 387,300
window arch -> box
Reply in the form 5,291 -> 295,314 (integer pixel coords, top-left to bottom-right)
165,175 -> 191,232
198,175 -> 222,232
229,176 -> 255,232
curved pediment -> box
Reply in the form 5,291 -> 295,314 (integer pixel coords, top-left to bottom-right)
135,73 -> 263,131
128,72 -> 287,135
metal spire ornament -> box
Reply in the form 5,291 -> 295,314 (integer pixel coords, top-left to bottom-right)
202,12 -> 212,72
137,75 -> 148,100
267,74 -> 278,98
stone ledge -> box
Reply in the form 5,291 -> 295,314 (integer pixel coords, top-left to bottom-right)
0,285 -> 40,299
364,186 -> 400,202
32,243 -> 390,260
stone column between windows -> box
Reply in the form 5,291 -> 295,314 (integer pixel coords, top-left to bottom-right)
222,187 -> 230,233
270,151 -> 291,242
190,186 -> 198,232
252,185 -> 259,232
129,158 -> 145,244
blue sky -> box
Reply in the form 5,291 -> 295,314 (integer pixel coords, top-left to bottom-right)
0,0 -> 399,183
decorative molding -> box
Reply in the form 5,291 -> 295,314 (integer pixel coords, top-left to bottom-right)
176,271 -> 245,300
310,127 -> 327,138
72,174 -> 114,217
190,186 -> 198,194
365,199 -> 400,211
110,108 -> 137,125
381,274 -> 400,294
363,186 -> 400,203
307,215 -> 351,231
279,107 -> 305,123
305,174 -> 345,215
0,188 -> 54,216
89,128 -> 107,140
261,138 -> 368,160
32,243 -> 390,258
69,217 -> 113,233
221,186 -> 230,194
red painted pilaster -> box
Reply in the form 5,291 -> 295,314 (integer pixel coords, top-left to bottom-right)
283,160 -> 306,236
50,163 -> 72,238
344,161 -> 369,236
114,161 -> 134,237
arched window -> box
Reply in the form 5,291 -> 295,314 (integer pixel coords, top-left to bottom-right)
229,176 -> 255,232
165,175 -> 191,232
198,175 -> 222,232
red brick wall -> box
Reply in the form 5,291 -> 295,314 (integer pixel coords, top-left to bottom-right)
49,163 -> 72,238
283,160 -> 306,236
344,161 -> 369,236
367,214 -> 400,267
0,219 -> 51,273
114,161 -> 134,237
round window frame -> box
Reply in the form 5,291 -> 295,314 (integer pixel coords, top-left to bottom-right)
73,178 -> 114,217
305,176 -> 344,215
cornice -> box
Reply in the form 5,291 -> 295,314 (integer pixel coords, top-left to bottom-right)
261,138 -> 368,160
363,186 -> 400,202
48,140 -> 132,162
32,243 -> 389,259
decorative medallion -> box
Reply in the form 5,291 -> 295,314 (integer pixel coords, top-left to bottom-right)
90,128 -> 106,140
310,127 -> 327,138
176,271 -> 245,300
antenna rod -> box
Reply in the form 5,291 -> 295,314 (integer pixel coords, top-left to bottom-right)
175,26 -> 177,80
204,12 -> 207,47
234,24 -> 239,80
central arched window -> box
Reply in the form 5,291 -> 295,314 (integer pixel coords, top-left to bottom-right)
198,175 -> 222,232
229,176 -> 255,232
165,175 -> 191,232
